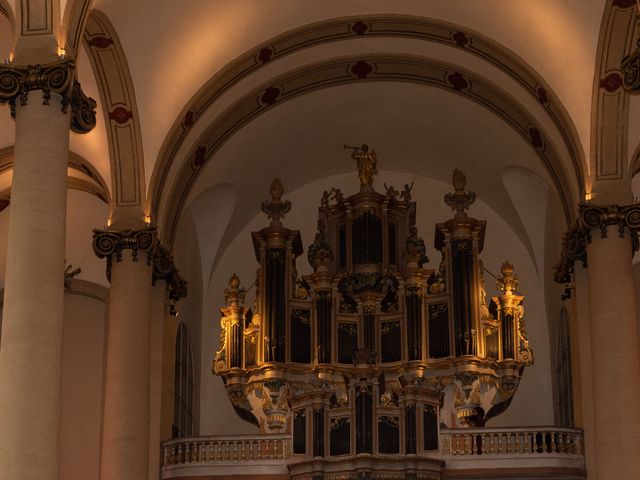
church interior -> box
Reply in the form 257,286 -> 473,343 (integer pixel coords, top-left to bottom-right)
0,1 -> 639,479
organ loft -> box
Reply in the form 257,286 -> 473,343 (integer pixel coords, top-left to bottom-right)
213,146 -> 533,478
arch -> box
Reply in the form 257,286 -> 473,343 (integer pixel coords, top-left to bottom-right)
590,0 -> 637,195
61,0 -> 92,58
149,14 -> 587,230
0,0 -> 15,36
159,54 -> 576,245
82,9 -> 145,221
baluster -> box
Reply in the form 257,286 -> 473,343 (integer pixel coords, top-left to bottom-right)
247,440 -> 253,460
471,434 -> 477,455
515,433 -> 521,454
525,433 -> 532,454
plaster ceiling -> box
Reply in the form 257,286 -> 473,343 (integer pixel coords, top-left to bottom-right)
0,0 -> 616,287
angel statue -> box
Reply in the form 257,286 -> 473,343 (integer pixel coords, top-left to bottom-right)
345,144 -> 378,191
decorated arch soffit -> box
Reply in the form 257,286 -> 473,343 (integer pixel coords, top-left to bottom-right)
61,0 -> 92,59
591,0 -> 636,194
149,15 -> 588,246
82,9 -> 145,215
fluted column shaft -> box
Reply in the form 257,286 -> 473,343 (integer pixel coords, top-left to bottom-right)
586,233 -> 640,479
0,97 -> 69,480
100,249 -> 153,480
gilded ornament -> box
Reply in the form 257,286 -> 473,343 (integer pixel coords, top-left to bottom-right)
345,143 -> 378,191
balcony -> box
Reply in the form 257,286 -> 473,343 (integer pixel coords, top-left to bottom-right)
161,426 -> 585,479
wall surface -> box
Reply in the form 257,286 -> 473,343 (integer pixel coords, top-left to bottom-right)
60,289 -> 107,480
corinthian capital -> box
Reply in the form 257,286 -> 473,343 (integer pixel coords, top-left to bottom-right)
0,58 -> 96,133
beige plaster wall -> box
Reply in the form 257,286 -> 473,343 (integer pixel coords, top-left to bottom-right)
59,289 -> 107,480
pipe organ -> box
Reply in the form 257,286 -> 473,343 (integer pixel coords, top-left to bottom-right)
213,146 -> 533,478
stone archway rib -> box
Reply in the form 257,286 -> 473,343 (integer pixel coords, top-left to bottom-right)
160,54 -> 574,245
83,9 -> 145,218
150,14 -> 587,229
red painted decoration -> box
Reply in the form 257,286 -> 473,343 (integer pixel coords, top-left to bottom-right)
183,109 -> 196,128
350,61 -> 374,79
109,106 -> 133,124
599,72 -> 623,93
351,21 -> 369,35
612,0 -> 636,9
447,72 -> 468,91
529,127 -> 543,149
452,31 -> 470,47
192,145 -> 207,169
88,36 -> 114,49
260,86 -> 281,106
257,47 -> 274,64
536,86 -> 549,105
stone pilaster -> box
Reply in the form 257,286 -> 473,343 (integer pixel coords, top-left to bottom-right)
0,58 -> 95,480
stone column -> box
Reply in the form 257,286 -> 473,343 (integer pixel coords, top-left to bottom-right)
93,228 -> 157,480
0,60 -> 95,479
581,205 -> 640,480
558,203 -> 640,479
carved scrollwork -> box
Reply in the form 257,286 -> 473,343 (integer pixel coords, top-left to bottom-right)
93,227 -> 157,263
0,59 -> 96,133
152,241 -> 188,301
69,80 -> 98,134
622,47 -> 640,92
556,203 -> 640,284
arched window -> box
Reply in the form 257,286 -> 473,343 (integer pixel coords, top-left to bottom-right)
173,322 -> 194,438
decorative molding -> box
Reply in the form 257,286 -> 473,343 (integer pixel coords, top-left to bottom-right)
150,14 -> 586,240
555,203 -> 640,283
20,0 -> 53,36
92,228 -> 187,300
161,55 -> 575,245
92,227 -> 157,263
0,58 -> 96,133
593,1 -> 636,181
83,9 -> 145,208
62,0 -> 92,58
152,241 -> 188,301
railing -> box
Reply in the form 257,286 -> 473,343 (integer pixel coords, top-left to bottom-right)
440,426 -> 583,457
161,428 -> 584,478
162,434 -> 291,466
